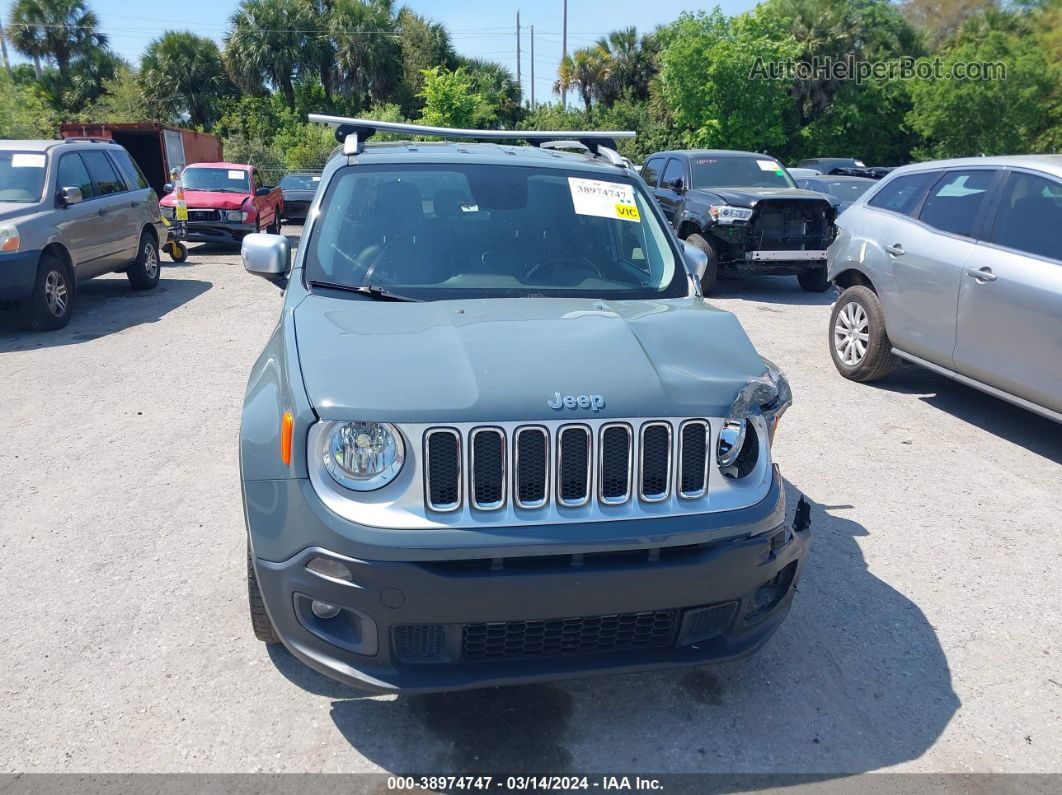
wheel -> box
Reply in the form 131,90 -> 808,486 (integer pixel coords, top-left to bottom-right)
829,285 -> 896,382
684,233 -> 719,294
247,541 -> 280,644
23,253 -> 73,331
127,232 -> 161,290
168,241 -> 188,263
798,265 -> 830,292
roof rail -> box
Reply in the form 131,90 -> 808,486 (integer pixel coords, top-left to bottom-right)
61,137 -> 117,145
308,114 -> 635,163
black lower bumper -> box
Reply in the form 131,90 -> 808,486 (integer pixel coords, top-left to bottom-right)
252,493 -> 811,694
0,248 -> 40,302
173,221 -> 255,245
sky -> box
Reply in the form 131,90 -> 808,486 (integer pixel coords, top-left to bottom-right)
3,0 -> 757,106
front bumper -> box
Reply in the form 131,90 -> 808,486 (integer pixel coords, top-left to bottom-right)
170,220 -> 255,245
0,248 -> 41,302
248,470 -> 810,693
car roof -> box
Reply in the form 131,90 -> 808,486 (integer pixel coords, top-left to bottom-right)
892,154 -> 1062,180
0,139 -> 119,153
816,175 -> 876,183
185,162 -> 252,170
345,140 -> 636,179
647,150 -> 774,160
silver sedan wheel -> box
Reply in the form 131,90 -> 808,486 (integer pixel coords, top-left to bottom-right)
143,242 -> 158,279
834,300 -> 870,366
44,269 -> 69,317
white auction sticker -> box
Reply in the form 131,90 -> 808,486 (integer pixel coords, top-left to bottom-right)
568,177 -> 640,222
12,153 -> 46,168
757,159 -> 781,171
228,170 -> 245,180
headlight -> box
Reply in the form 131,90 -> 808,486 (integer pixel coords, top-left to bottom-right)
709,205 -> 753,225
0,224 -> 20,252
160,206 -> 174,219
225,210 -> 244,222
718,359 -> 792,476
322,421 -> 404,491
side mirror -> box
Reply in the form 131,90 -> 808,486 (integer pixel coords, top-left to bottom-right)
681,240 -> 709,281
163,183 -> 174,194
242,232 -> 290,287
255,186 -> 271,197
57,186 -> 83,207
670,177 -> 685,193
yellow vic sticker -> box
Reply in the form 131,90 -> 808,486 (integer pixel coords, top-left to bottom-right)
175,203 -> 188,221
615,204 -> 640,221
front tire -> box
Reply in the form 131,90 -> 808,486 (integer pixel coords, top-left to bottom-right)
829,285 -> 896,382
685,233 -> 719,295
798,265 -> 830,292
23,253 -> 73,331
247,541 -> 280,644
127,232 -> 161,290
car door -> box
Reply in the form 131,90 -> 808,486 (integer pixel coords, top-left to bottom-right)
109,147 -> 158,250
870,169 -> 998,368
953,169 -> 1062,415
52,152 -> 103,275
78,150 -> 132,272
641,157 -> 664,192
655,158 -> 687,224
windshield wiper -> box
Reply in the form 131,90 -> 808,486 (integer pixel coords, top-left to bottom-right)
308,281 -> 421,302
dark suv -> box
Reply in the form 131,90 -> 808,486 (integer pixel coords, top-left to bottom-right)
642,150 -> 836,292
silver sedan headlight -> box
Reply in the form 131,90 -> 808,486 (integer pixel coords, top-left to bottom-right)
321,421 -> 404,491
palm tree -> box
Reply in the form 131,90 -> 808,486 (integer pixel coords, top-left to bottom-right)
8,0 -> 106,85
225,0 -> 318,110
330,0 -> 401,108
554,47 -> 608,118
64,47 -> 123,110
458,57 -> 522,127
594,27 -> 657,106
141,32 -> 232,128
395,9 -> 456,116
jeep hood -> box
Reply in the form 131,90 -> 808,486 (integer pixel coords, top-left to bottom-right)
694,186 -> 833,208
293,296 -> 767,422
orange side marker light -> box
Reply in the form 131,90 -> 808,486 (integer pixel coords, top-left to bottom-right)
280,411 -> 294,466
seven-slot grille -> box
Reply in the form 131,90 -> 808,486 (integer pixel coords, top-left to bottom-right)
424,420 -> 710,513
187,209 -> 219,222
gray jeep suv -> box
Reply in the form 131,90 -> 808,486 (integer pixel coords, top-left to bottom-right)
0,138 -> 165,330
239,117 -> 810,693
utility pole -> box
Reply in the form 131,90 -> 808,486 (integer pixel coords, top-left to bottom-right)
516,10 -> 521,101
530,25 -> 535,108
561,0 -> 568,108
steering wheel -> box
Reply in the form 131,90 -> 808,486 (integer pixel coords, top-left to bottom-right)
525,255 -> 605,283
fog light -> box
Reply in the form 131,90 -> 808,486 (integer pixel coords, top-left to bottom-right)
311,600 -> 341,619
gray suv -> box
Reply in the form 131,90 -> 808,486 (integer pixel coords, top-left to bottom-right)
0,138 -> 165,330
237,117 -> 810,693
828,155 -> 1062,423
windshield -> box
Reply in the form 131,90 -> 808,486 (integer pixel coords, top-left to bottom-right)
824,179 -> 874,202
280,173 -> 321,190
182,167 -> 250,193
691,156 -> 794,189
305,163 -> 684,301
0,152 -> 47,203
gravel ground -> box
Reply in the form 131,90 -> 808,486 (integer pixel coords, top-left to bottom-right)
1,227 -> 1060,776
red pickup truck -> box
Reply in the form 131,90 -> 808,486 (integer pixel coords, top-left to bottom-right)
159,162 -> 283,246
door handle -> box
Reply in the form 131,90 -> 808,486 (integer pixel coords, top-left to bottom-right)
965,266 -> 997,282
98,207 -> 110,216
130,201 -> 141,208
884,243 -> 905,256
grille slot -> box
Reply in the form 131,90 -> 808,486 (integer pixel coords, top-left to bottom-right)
470,427 -> 505,510
462,608 -> 678,661
393,624 -> 448,662
424,429 -> 461,511
514,426 -> 549,508
678,420 -> 709,498
639,422 -> 672,501
557,425 -> 591,507
598,423 -> 632,504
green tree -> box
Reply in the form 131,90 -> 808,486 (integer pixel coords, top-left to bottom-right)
79,64 -> 151,122
394,9 -> 456,117
906,11 -> 1059,157
330,0 -> 401,109
457,57 -> 522,127
225,0 -> 319,110
555,47 -> 609,118
658,10 -> 801,152
62,46 -> 123,111
8,0 -> 106,85
0,69 -> 57,136
417,66 -> 488,128
901,0 -> 999,45
274,122 -> 336,169
594,27 -> 658,105
140,31 -> 232,128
